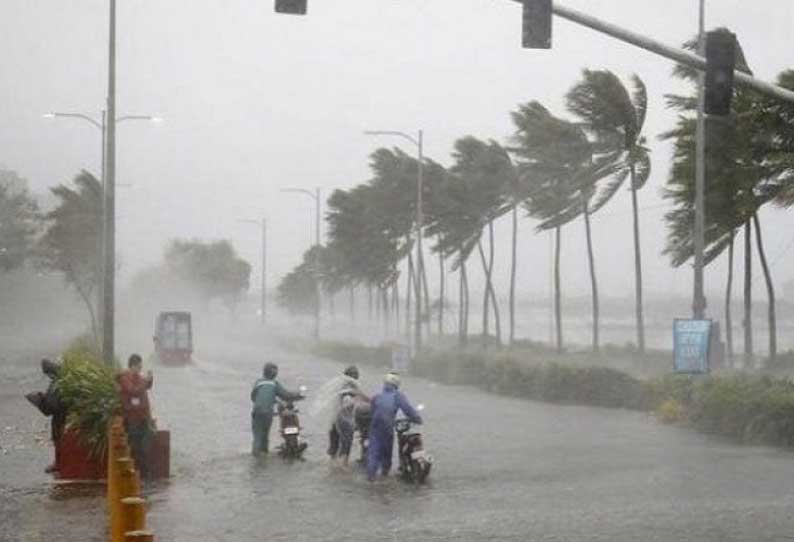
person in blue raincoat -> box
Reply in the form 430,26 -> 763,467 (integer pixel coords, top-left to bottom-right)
250,362 -> 303,456
367,371 -> 422,481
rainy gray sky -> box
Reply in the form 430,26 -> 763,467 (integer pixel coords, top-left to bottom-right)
2,0 -> 794,308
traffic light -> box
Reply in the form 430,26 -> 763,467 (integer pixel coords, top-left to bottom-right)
704,30 -> 736,116
522,0 -> 552,49
275,0 -> 306,15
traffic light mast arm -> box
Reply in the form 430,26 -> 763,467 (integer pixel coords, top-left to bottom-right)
512,0 -> 794,104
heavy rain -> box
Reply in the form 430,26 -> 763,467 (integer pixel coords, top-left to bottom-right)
2,1 -> 794,541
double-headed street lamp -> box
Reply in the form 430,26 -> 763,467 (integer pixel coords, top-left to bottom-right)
281,187 -> 321,340
239,217 -> 268,325
44,110 -> 161,363
364,129 -> 424,354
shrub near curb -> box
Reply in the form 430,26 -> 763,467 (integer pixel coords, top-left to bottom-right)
309,340 -> 794,449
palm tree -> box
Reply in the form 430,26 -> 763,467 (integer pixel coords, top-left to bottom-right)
510,101 -> 617,353
447,137 -> 518,348
662,30 -> 783,363
566,69 -> 652,353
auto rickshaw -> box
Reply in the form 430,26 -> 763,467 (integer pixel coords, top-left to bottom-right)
154,311 -> 193,365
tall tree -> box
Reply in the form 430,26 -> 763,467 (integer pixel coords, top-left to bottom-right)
566,70 -> 652,352
661,31 -> 783,362
164,239 -> 251,311
0,168 -> 39,273
510,101 -> 618,353
39,171 -> 102,343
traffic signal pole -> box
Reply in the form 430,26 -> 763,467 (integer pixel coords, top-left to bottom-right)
514,0 -> 794,105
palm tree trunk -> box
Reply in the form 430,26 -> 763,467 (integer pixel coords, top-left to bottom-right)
77,283 -> 100,350
743,220 -> 753,367
753,213 -> 776,362
554,226 -> 563,354
382,287 -> 390,337
349,286 -> 355,323
393,282 -> 400,336
583,201 -> 600,353
488,221 -> 502,347
630,167 -> 645,353
459,255 -> 470,347
458,258 -> 465,347
478,239 -> 491,346
421,255 -> 432,338
725,236 -> 734,364
368,284 -> 373,321
509,202 -> 518,347
438,249 -> 445,337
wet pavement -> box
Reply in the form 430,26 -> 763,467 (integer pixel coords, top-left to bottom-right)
4,339 -> 794,542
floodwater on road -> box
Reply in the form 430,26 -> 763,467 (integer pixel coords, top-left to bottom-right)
4,339 -> 794,542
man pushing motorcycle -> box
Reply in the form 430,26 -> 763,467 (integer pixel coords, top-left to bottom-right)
367,371 -> 422,482
250,362 -> 304,456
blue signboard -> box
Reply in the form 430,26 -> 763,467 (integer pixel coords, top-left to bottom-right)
673,319 -> 712,374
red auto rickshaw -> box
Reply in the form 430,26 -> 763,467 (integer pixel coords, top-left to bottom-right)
153,311 -> 193,365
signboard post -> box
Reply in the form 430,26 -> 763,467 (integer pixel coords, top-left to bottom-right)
391,344 -> 411,374
673,319 -> 712,374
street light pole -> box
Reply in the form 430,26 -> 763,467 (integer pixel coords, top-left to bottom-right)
363,129 -> 424,354
104,0 -> 117,366
693,0 -> 707,320
281,188 -> 322,340
262,218 -> 267,325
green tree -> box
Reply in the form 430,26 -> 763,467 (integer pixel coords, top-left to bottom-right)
39,171 -> 102,343
277,246 -> 320,315
164,239 -> 251,311
510,101 -> 618,353
661,31 -> 783,363
566,69 -> 652,353
0,168 -> 39,272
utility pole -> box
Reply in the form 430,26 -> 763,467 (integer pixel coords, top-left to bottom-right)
416,130 -> 424,354
314,187 -> 321,340
693,0 -> 707,320
103,0 -> 117,366
261,218 -> 267,325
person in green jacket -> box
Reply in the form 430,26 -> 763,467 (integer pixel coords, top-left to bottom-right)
250,362 -> 303,456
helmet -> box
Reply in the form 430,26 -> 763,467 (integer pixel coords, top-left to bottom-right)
263,362 -> 278,379
384,371 -> 401,388
343,365 -> 359,380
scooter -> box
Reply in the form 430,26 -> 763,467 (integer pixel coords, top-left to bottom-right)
395,405 -> 432,484
276,386 -> 308,460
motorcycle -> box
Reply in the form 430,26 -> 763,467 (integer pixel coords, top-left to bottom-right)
276,386 -> 308,460
395,405 -> 432,484
353,401 -> 372,466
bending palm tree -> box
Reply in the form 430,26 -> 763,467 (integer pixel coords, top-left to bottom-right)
566,70 -> 651,353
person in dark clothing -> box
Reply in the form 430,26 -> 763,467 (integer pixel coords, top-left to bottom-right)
250,362 -> 303,456
25,359 -> 66,473
117,353 -> 154,479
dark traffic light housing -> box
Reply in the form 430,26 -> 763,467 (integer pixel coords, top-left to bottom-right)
522,0 -> 552,49
704,30 -> 736,116
275,0 -> 307,15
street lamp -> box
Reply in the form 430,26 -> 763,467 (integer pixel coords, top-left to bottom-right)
44,110 -> 161,364
281,187 -> 321,340
364,129 -> 424,354
239,217 -> 267,325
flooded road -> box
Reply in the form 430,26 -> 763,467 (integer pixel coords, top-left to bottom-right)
5,340 -> 794,541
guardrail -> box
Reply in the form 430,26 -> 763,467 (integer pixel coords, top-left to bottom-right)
107,417 -> 154,542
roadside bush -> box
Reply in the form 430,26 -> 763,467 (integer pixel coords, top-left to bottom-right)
57,339 -> 120,457
311,341 -> 391,369
309,341 -> 794,450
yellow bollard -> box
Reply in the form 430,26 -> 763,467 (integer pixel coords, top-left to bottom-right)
124,531 -> 154,542
120,496 -> 146,534
118,459 -> 140,499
